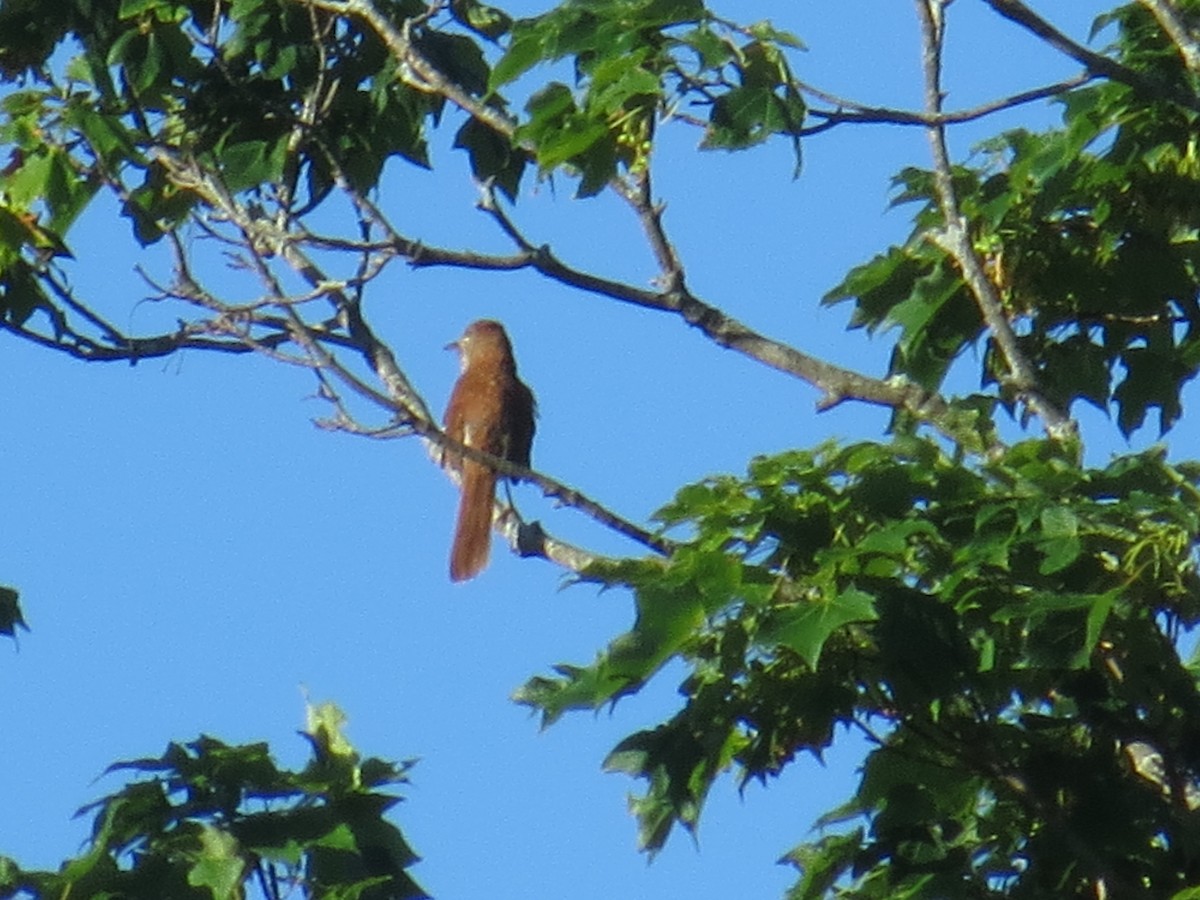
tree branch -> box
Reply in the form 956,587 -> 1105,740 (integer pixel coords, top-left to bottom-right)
914,0 -> 1075,442
801,73 -> 1094,132
302,139 -> 966,441
283,307 -> 676,559
983,0 -> 1200,113
149,149 -> 673,572
0,316 -> 261,362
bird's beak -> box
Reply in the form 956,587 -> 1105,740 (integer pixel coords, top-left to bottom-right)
445,339 -> 460,352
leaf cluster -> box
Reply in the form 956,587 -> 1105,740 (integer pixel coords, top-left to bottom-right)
0,0 -> 458,273
0,0 -> 809,244
0,0 -> 811,338
827,3 -> 1200,437
492,0 -> 804,193
0,703 -> 427,900
521,437 -> 1200,895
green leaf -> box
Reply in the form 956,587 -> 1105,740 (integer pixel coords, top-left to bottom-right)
680,26 -> 734,69
534,118 -> 608,168
1040,333 -> 1112,411
748,20 -> 805,50
760,587 -> 877,669
453,117 -> 525,201
306,700 -> 357,759
54,712 -> 428,898
1038,502 -> 1081,574
1038,535 -> 1082,574
414,31 -> 489,97
703,85 -> 783,149
1114,345 -> 1187,436
514,662 -> 636,726
856,519 -> 938,557
1082,590 -> 1116,661
993,590 -> 1105,621
523,81 -> 574,125
876,587 -> 972,703
187,826 -> 246,900
823,246 -> 926,330
610,580 -> 706,681
131,31 -> 164,94
0,856 -> 20,891
68,105 -> 141,168
3,149 -> 53,207
1,260 -> 49,325
603,701 -> 743,854
217,138 -> 287,193
0,585 -> 28,638
586,51 -> 660,113
857,744 -> 979,817
887,261 -> 962,338
1040,505 -> 1079,538
637,0 -> 705,25
515,77 -> 617,181
781,829 -> 863,900
489,29 -> 545,90
450,0 -> 512,41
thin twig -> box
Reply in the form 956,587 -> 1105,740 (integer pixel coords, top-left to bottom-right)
42,268 -> 129,345
612,172 -> 685,294
802,73 -> 1094,132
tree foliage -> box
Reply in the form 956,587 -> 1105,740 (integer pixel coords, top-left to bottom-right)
0,702 -> 426,900
6,0 -> 1200,897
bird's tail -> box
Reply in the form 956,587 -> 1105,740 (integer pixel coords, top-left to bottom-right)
450,461 -> 495,582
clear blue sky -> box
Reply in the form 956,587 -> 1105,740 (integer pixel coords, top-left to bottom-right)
0,2 -> 1161,898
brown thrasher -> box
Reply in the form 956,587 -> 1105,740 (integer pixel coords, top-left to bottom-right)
443,320 -> 536,582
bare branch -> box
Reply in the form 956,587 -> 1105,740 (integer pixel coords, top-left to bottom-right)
612,173 -> 686,294
0,316 -> 261,362
364,203 -> 961,432
43,269 -> 131,345
801,73 -> 1094,132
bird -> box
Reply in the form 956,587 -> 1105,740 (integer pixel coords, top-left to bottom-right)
442,320 -> 536,582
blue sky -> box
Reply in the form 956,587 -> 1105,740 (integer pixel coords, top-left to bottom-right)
0,2 -> 1159,898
